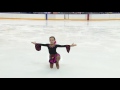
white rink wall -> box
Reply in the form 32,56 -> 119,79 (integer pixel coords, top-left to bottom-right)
90,14 -> 120,20
0,13 -> 45,20
0,13 -> 120,20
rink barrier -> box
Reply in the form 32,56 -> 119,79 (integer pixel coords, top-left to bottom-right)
0,18 -> 45,20
0,13 -> 120,21
0,13 -> 45,20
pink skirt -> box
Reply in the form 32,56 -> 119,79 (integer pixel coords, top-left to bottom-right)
49,54 -> 60,64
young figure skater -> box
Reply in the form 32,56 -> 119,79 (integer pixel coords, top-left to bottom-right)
31,36 -> 76,69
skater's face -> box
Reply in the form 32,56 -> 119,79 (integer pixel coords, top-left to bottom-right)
49,37 -> 55,44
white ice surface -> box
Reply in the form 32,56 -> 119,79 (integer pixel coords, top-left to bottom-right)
0,20 -> 120,78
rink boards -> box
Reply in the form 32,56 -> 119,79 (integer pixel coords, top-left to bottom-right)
0,13 -> 120,20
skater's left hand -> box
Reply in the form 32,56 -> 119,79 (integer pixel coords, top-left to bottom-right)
71,43 -> 77,47
31,42 -> 36,44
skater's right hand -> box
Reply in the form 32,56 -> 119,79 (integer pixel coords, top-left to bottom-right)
31,42 -> 36,44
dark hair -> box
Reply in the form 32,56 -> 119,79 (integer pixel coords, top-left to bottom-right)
49,36 -> 56,40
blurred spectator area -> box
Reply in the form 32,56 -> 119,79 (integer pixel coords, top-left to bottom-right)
2,12 -> 120,14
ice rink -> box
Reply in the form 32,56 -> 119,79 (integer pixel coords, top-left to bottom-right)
0,20 -> 120,78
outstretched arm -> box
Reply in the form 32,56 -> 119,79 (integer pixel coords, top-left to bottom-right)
56,43 -> 76,53
31,42 -> 48,51
31,42 -> 48,46
56,45 -> 66,47
56,43 -> 77,47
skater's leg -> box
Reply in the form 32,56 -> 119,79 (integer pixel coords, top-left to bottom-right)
56,55 -> 60,69
49,54 -> 54,69
50,63 -> 54,69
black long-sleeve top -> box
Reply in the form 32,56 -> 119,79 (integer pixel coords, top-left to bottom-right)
41,44 -> 66,54
35,44 -> 70,54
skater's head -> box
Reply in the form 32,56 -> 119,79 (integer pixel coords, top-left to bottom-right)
49,36 -> 56,44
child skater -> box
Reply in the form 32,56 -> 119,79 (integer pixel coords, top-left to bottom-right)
31,36 -> 76,69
